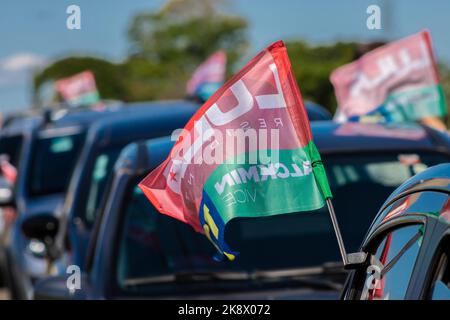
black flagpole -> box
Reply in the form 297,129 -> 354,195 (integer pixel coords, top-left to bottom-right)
326,198 -> 348,265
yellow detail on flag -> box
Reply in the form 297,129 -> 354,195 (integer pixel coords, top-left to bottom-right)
203,224 -> 212,242
203,204 -> 219,239
223,252 -> 236,261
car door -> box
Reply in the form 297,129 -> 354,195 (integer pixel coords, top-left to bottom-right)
424,234 -> 450,300
414,194 -> 450,300
343,190 -> 450,300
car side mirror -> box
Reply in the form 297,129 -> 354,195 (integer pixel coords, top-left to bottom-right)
21,213 -> 59,243
33,275 -> 88,300
344,252 -> 369,270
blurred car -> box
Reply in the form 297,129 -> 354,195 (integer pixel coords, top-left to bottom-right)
0,112 -> 42,288
33,122 -> 450,299
341,163 -> 450,300
1,107 -> 120,299
304,101 -> 332,121
19,100 -> 197,297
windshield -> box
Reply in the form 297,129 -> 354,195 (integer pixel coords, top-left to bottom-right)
27,133 -> 85,196
116,151 -> 450,293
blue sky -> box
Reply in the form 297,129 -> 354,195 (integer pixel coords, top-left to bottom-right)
1,0 -> 450,112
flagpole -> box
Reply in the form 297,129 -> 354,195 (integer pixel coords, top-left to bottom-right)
326,198 -> 348,265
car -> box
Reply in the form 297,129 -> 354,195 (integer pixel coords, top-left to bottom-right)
20,100 -> 198,297
32,122 -> 450,299
341,163 -> 450,300
0,111 -> 43,288
304,101 -> 332,121
1,107 -> 120,299
0,100 -> 328,299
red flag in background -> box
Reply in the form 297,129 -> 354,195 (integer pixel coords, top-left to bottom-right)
331,30 -> 446,123
55,70 -> 103,108
0,155 -> 17,185
186,51 -> 227,99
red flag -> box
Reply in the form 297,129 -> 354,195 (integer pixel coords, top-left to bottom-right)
139,41 -> 331,259
55,71 -> 102,108
0,155 -> 17,185
186,51 -> 227,96
331,30 -> 446,122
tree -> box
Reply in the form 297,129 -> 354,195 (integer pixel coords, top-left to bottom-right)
33,0 -> 249,105
285,40 -> 359,113
128,0 -> 248,77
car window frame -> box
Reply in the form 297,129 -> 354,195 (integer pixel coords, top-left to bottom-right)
425,236 -> 450,300
25,130 -> 86,197
421,221 -> 450,300
381,190 -> 450,300
344,212 -> 434,300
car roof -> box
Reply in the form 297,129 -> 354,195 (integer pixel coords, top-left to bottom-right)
85,100 -> 197,148
383,163 -> 450,199
0,106 -> 116,137
367,163 -> 450,228
304,101 -> 332,121
115,136 -> 174,175
312,122 -> 450,153
113,121 -> 450,178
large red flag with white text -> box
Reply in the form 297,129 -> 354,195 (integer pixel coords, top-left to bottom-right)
140,41 -> 332,260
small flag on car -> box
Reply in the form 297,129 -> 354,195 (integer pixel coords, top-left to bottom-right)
0,155 -> 17,185
330,30 -> 447,123
55,70 -> 103,109
187,51 -> 227,102
139,41 -> 332,260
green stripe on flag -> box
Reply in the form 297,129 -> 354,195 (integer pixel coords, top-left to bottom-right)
385,84 -> 447,121
202,141 -> 331,225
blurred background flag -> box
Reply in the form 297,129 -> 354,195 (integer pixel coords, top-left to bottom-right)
139,41 -> 332,260
186,50 -> 227,102
54,70 -> 102,108
0,155 -> 17,185
330,30 -> 447,124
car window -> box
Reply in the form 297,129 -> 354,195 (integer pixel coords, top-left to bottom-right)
82,147 -> 122,226
27,133 -> 85,196
0,135 -> 23,167
324,151 -> 447,253
375,191 -> 450,226
428,237 -> 450,300
359,224 -> 424,300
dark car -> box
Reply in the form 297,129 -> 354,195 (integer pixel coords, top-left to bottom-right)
33,122 -> 450,299
1,107 -> 125,299
341,163 -> 450,300
304,101 -> 332,121
20,101 -> 198,293
0,111 -> 44,287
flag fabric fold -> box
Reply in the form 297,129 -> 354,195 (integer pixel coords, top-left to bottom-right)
140,41 -> 332,260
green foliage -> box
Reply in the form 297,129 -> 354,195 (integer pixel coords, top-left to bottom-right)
286,40 -> 358,113
128,0 -> 248,76
34,0 -> 248,105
